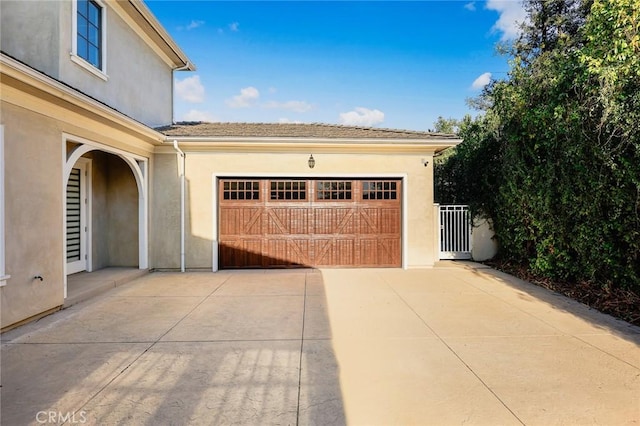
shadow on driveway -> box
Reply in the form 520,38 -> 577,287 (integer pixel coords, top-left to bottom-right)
1,270 -> 345,425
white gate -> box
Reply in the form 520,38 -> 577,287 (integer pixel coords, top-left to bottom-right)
439,205 -> 472,259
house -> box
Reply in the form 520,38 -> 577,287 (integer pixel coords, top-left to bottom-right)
155,122 -> 460,270
0,0 -> 193,330
0,1 -> 460,331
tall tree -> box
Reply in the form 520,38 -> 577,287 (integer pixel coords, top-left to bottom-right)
436,0 -> 640,290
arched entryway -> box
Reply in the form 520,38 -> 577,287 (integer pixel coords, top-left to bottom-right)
64,138 -> 148,298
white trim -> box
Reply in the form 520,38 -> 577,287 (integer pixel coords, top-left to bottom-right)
69,54 -> 109,81
71,0 -> 108,77
1,54 -> 164,144
0,125 -> 8,286
62,134 -> 149,297
211,172 -> 408,272
66,158 -> 92,275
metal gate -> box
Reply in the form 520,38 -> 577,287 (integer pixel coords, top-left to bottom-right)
439,205 -> 472,259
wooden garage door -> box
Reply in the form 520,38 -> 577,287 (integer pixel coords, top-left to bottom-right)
219,178 -> 401,268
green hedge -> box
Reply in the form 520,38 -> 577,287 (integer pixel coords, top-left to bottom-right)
435,0 -> 640,292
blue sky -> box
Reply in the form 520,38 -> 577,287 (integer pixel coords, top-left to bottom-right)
147,1 -> 526,131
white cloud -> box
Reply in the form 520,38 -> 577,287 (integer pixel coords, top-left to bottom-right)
278,118 -> 303,124
175,75 -> 205,103
471,72 -> 492,90
229,22 -> 239,32
186,20 -> 204,30
339,107 -> 385,127
177,20 -> 204,31
181,109 -> 218,122
486,0 -> 527,40
264,100 -> 312,113
464,2 -> 476,11
225,86 -> 260,108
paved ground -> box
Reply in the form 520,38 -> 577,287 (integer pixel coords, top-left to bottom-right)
2,264 -> 639,425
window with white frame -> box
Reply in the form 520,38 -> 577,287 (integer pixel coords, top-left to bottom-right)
77,0 -> 102,68
72,0 -> 106,77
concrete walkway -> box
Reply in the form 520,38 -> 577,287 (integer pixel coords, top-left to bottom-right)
1,264 -> 639,425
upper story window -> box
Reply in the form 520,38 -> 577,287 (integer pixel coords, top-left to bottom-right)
77,0 -> 102,68
72,0 -> 107,79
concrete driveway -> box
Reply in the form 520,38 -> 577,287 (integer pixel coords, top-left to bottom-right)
2,263 -> 639,425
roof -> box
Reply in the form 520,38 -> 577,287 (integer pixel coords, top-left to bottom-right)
157,122 -> 458,140
121,1 -> 195,70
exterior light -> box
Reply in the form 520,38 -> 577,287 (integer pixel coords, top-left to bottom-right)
308,154 -> 315,169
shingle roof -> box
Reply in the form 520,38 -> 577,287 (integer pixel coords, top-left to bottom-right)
156,122 -> 458,140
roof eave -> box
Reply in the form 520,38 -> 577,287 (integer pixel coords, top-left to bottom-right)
161,136 -> 462,155
121,0 -> 196,70
1,53 -> 166,147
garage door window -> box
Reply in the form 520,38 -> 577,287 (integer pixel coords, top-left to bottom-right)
363,181 -> 398,200
223,180 -> 260,200
316,181 -> 352,200
270,180 -> 307,200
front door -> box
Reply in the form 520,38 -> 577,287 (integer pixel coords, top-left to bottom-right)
66,159 -> 89,274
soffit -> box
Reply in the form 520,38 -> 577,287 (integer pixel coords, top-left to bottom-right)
157,122 -> 462,155
1,53 -> 164,149
112,0 -> 195,70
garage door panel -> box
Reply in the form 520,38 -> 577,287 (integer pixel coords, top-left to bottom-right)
379,238 -> 401,266
380,209 -> 401,234
219,178 -> 401,268
359,208 -> 380,234
287,239 -> 310,266
312,208 -> 333,234
334,239 -> 355,266
313,239 -> 334,265
220,207 -> 262,235
265,239 -> 310,266
266,209 -> 289,234
266,208 -> 309,235
335,208 -> 356,234
359,239 -> 379,265
220,239 -> 263,268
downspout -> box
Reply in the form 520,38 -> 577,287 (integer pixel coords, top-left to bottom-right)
172,140 -> 186,272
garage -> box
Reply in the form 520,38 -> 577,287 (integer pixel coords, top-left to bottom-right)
219,178 -> 402,268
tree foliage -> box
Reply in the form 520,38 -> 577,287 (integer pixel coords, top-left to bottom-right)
435,0 -> 640,291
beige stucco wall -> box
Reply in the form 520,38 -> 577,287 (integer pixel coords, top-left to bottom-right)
105,155 -> 139,266
1,0 -> 174,127
151,153 -> 181,270
87,151 -> 139,269
57,1 -> 174,127
152,151 -> 437,269
1,103 -> 65,328
0,1 -> 61,77
1,98 -> 150,329
472,217 -> 498,262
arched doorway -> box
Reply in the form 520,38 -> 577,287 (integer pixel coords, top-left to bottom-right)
64,139 -> 148,298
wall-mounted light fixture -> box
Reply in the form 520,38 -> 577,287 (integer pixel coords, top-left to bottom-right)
308,154 -> 315,169
421,158 -> 429,167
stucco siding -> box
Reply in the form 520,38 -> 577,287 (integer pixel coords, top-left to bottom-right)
1,1 -> 173,128
90,152 -> 110,270
106,155 -> 139,266
1,104 -> 65,328
0,1 -> 61,78
151,151 -> 437,269
151,153 -> 181,269
57,1 -> 173,127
